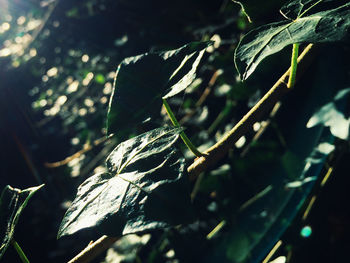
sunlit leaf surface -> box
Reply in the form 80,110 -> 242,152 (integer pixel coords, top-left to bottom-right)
57,127 -> 194,238
107,41 -> 212,134
0,185 -> 44,259
235,3 -> 350,80
307,88 -> 350,140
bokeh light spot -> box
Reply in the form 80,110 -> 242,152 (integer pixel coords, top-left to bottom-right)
47,67 -> 58,77
235,136 -> 246,148
17,16 -> 26,25
103,82 -> 112,94
300,225 -> 312,238
1,22 -> 10,32
67,80 -> 79,93
82,54 -> 89,62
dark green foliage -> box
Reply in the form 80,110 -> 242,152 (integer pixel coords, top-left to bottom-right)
58,127 -> 194,238
0,185 -> 44,259
107,41 -> 212,134
235,2 -> 350,80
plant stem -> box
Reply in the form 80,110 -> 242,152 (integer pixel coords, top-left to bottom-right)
12,240 -> 30,263
162,99 -> 203,157
68,235 -> 119,263
187,43 -> 315,179
287,43 -> 300,88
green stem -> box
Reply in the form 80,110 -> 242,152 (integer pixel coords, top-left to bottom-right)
287,43 -> 300,88
162,99 -> 203,157
12,240 -> 30,263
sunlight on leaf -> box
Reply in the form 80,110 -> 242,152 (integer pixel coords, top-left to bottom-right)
307,88 -> 350,140
57,127 -> 194,238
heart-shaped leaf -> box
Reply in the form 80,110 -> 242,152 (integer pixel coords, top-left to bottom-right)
307,88 -> 350,140
0,184 -> 44,259
235,3 -> 350,80
107,41 -> 212,135
57,127 -> 194,238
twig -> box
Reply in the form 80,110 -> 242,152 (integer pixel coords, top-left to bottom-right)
240,101 -> 281,157
206,220 -> 226,239
67,235 -> 118,263
187,44 -> 315,179
240,43 -> 300,157
180,69 -> 221,124
195,69 -> 222,107
79,142 -> 116,177
262,240 -> 283,263
45,135 -> 113,168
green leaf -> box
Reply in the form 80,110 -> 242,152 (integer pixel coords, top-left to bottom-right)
235,3 -> 350,80
307,88 -> 350,140
0,185 -> 44,259
107,41 -> 212,134
57,127 -> 194,238
280,0 -> 338,20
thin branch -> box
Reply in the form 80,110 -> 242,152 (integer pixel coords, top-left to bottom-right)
240,101 -> 281,157
45,135 -> 113,168
67,235 -> 118,263
187,44 -> 315,179
180,69 -> 221,124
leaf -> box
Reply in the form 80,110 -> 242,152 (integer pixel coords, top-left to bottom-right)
280,0 -> 339,20
58,127 -> 194,238
0,184 -> 44,259
307,88 -> 350,140
107,41 -> 212,134
235,3 -> 350,80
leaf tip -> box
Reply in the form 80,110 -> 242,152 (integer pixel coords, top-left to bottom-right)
57,222 -> 69,240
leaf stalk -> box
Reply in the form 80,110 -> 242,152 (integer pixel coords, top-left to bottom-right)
162,99 -> 203,157
287,43 -> 300,88
12,240 -> 30,263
